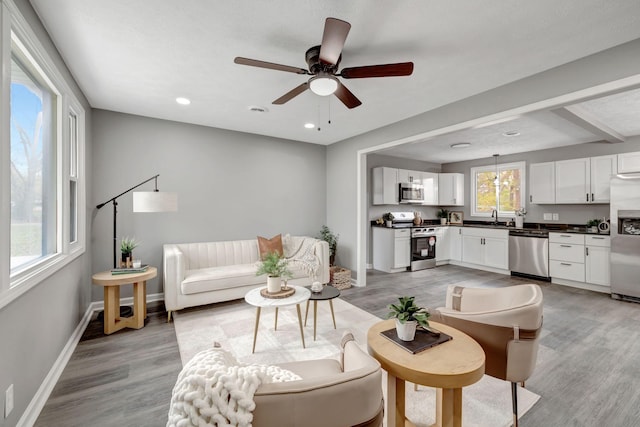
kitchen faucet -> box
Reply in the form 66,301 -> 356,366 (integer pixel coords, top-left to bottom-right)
491,209 -> 499,225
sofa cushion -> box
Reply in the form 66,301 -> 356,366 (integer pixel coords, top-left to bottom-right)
257,234 -> 283,259
181,264 -> 263,295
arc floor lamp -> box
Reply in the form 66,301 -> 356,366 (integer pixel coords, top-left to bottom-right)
96,174 -> 177,268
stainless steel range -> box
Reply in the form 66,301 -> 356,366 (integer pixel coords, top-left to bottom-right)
411,227 -> 437,271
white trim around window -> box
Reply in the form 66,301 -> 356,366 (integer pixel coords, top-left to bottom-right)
0,0 -> 86,310
470,160 -> 526,217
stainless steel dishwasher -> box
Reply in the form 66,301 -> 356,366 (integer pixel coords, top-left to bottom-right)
509,229 -> 550,280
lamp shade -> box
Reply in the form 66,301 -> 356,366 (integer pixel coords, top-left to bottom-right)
133,191 -> 178,212
309,75 -> 338,96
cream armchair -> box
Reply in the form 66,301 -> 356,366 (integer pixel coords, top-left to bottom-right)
252,332 -> 384,426
431,284 -> 543,427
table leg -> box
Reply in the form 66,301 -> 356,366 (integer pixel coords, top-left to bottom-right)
296,304 -> 306,349
436,387 -> 462,427
304,300 -> 310,326
313,300 -> 318,340
252,307 -> 261,354
386,373 -> 406,427
141,280 -> 147,319
103,286 -> 120,335
131,281 -> 145,329
329,299 -> 337,329
274,307 -> 279,330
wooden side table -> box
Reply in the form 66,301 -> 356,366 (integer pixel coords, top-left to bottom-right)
92,267 -> 157,335
367,319 -> 485,427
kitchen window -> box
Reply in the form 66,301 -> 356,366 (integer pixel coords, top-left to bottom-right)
471,161 -> 525,217
1,0 -> 86,309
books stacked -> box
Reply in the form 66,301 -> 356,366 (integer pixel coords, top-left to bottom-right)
111,264 -> 149,275
380,327 -> 452,354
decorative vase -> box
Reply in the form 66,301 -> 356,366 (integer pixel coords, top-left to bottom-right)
440,218 -> 447,225
267,276 -> 281,293
515,216 -> 524,229
395,319 -> 418,341
121,253 -> 132,268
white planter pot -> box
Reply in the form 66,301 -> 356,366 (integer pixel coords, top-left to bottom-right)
440,218 -> 447,225
267,276 -> 281,293
395,319 -> 418,341
515,216 -> 524,229
386,221 -> 393,227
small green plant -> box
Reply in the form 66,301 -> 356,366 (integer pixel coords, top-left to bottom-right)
586,219 -> 602,227
318,225 -> 339,260
120,236 -> 139,256
436,208 -> 449,219
387,296 -> 430,327
382,212 -> 395,222
256,252 -> 293,279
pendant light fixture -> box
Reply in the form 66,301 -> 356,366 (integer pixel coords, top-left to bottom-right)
493,154 -> 499,186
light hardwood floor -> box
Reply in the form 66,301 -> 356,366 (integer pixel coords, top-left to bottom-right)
36,265 -> 640,426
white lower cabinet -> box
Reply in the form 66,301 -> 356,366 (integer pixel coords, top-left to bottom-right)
461,228 -> 509,270
549,232 -> 610,292
372,227 -> 410,273
435,227 -> 449,263
585,235 -> 610,286
449,227 -> 462,262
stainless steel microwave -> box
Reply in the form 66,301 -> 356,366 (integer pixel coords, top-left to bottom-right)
399,182 -> 424,204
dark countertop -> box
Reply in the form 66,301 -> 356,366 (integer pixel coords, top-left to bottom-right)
370,220 -> 610,235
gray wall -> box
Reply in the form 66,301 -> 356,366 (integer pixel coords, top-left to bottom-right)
0,0 -> 93,426
442,136 -> 640,226
327,38 -> 640,282
91,110 -> 327,300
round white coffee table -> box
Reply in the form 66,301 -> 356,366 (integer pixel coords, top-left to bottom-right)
245,285 -> 311,353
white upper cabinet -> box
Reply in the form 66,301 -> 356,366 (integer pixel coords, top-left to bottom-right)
438,173 -> 464,206
617,151 -> 640,173
590,155 -> 617,203
554,155 -> 616,204
421,172 -> 439,205
372,167 -> 398,205
397,169 -> 421,184
529,162 -> 555,204
555,158 -> 590,203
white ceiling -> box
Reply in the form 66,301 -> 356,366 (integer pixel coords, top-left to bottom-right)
29,0 -> 640,157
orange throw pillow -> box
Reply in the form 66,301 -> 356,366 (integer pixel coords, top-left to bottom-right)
257,234 -> 283,260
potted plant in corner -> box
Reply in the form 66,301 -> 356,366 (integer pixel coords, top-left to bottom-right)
120,236 -> 138,268
256,251 -> 293,293
318,225 -> 339,266
387,296 -> 430,341
437,208 -> 449,225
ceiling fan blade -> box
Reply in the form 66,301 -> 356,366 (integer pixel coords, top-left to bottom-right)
319,18 -> 351,65
340,62 -> 414,79
272,82 -> 309,105
234,57 -> 309,75
334,81 -> 362,109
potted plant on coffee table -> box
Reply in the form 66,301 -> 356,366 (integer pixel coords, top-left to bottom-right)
387,296 -> 430,341
256,251 -> 293,293
120,236 -> 139,268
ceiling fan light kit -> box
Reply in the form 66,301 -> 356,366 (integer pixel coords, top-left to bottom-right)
234,17 -> 414,109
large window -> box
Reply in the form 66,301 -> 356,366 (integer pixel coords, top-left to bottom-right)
1,0 -> 86,307
471,161 -> 526,217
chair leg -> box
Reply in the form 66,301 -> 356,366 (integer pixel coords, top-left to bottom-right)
511,381 -> 519,427
167,311 -> 172,323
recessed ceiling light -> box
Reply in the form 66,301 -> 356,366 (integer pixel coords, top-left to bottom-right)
304,123 -> 315,129
176,97 -> 191,105
502,130 -> 520,137
450,142 -> 471,148
248,105 -> 268,113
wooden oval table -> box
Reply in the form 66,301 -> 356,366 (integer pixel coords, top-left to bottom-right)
92,267 -> 157,335
367,319 -> 485,427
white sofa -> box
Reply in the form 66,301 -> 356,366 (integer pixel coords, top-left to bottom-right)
163,236 -> 330,320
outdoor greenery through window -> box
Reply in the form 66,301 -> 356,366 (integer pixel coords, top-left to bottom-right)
10,51 -> 57,272
471,161 -> 526,217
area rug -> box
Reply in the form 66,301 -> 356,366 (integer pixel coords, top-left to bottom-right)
173,297 -> 540,427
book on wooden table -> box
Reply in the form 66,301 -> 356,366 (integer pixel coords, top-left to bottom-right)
110,264 -> 149,275
380,327 -> 453,354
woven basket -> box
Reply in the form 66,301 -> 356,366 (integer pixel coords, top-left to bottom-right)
330,266 -> 352,290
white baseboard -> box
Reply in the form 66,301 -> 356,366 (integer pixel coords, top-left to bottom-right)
17,293 -> 164,426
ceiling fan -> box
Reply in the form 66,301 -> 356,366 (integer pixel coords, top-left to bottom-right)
234,17 -> 414,109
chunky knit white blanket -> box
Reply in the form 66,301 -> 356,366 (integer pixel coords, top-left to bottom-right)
167,346 -> 301,427
285,236 -> 320,278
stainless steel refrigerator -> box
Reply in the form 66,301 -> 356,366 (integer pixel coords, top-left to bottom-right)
610,173 -> 640,302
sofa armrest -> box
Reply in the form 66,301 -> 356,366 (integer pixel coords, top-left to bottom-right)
314,239 -> 330,284
163,244 -> 186,312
